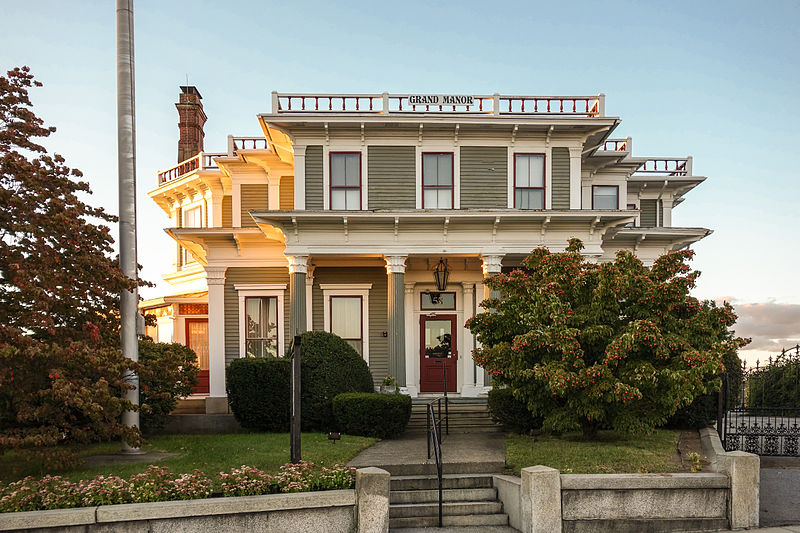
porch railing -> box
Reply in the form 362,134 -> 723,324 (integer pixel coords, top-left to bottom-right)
271,92 -> 606,117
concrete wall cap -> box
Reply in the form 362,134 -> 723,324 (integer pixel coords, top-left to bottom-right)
0,506 -> 97,532
560,473 -> 729,490
492,474 -> 522,486
96,489 -> 355,523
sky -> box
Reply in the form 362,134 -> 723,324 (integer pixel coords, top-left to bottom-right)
2,0 -> 798,365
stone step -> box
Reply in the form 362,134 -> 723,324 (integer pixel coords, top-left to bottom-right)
389,513 -> 509,529
390,501 -> 503,519
391,526 -> 517,533
390,488 -> 497,504
171,398 -> 205,415
562,517 -> 730,532
391,474 -> 495,491
377,461 -> 505,476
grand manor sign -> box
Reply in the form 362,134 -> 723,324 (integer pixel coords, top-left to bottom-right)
407,94 -> 475,106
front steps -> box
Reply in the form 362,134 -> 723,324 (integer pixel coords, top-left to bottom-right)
389,474 -> 510,530
408,398 -> 500,433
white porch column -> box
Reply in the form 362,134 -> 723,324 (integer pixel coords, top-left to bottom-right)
206,265 -> 228,414
461,282 -> 480,397
288,255 -> 308,336
404,282 -> 417,397
385,256 -> 407,386
569,147 -> 582,209
475,280 -> 485,389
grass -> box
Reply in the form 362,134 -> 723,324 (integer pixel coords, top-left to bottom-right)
505,429 -> 681,474
0,433 -> 377,485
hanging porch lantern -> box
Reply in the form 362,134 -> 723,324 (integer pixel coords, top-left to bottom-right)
433,258 -> 449,292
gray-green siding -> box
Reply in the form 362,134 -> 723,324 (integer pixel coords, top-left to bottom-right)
460,146 -> 507,208
305,146 -> 323,209
240,184 -> 268,227
310,267 -> 388,386
551,147 -> 570,209
224,267 -> 290,365
368,146 -> 416,209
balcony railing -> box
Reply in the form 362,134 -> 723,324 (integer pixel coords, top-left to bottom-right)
602,137 -> 631,151
228,136 -> 269,152
157,151 -> 225,185
635,157 -> 693,176
271,92 -> 606,117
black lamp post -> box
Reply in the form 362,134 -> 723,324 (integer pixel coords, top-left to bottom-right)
433,258 -> 449,292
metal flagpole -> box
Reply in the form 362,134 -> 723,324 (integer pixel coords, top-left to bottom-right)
116,0 -> 143,454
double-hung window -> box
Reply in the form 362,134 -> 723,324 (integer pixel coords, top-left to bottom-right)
422,153 -> 453,209
245,296 -> 279,358
330,152 -> 361,210
514,154 -> 545,209
181,205 -> 202,266
592,185 -> 619,210
330,296 -> 363,355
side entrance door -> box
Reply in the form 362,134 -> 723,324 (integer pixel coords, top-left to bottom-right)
185,318 -> 209,394
419,314 -> 458,393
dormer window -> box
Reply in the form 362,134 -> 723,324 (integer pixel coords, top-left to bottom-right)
514,154 -> 545,209
330,152 -> 361,210
422,153 -> 453,209
592,185 -> 619,210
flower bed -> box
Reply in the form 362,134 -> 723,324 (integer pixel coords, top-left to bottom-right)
0,461 -> 353,513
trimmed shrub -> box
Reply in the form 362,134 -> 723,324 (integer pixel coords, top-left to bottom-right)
299,331 -> 374,431
332,392 -> 411,439
487,387 -> 542,434
137,340 -> 199,433
226,358 -> 290,431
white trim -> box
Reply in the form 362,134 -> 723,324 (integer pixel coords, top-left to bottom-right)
234,283 -> 287,291
237,288 -> 286,358
321,284 -> 371,364
232,182 -> 241,227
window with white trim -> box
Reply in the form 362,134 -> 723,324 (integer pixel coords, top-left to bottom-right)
330,152 -> 361,210
514,154 -> 545,209
330,296 -> 363,355
321,284 -> 371,363
422,153 -> 453,209
236,285 -> 286,359
592,185 -> 619,210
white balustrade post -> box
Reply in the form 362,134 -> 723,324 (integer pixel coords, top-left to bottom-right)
382,92 -> 389,114
271,91 -> 279,113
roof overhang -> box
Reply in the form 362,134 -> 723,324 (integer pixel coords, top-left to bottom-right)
604,226 -> 712,251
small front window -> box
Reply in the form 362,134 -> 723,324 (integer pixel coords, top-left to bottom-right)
422,153 -> 453,209
330,152 -> 361,210
592,185 -> 619,210
245,296 -> 278,357
330,296 -> 363,354
514,154 -> 545,209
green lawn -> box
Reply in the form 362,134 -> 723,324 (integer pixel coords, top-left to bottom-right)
505,429 -> 681,474
0,433 -> 377,485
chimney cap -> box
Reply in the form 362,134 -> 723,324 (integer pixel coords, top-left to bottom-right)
180,86 -> 203,99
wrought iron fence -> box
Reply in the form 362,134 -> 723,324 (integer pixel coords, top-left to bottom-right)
720,344 -> 800,456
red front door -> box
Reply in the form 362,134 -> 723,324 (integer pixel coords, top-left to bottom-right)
185,318 -> 209,394
419,314 -> 458,393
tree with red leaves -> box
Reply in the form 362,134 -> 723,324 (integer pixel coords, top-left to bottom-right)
467,239 -> 747,439
0,67 -> 143,457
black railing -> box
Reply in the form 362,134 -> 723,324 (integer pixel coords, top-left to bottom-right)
426,399 -> 445,528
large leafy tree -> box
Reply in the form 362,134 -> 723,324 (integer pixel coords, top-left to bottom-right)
0,67 -> 143,456
467,239 -> 747,438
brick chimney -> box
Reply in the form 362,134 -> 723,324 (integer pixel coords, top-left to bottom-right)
176,86 -> 206,163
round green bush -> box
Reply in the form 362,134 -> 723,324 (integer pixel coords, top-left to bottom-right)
226,357 -> 291,431
487,387 -> 542,434
137,340 -> 199,434
299,331 -> 375,431
333,392 -> 411,439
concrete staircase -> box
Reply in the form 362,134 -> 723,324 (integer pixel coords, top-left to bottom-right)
407,398 -> 500,434
389,473 -> 511,530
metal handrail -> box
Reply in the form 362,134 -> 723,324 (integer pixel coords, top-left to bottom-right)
426,400 -> 444,528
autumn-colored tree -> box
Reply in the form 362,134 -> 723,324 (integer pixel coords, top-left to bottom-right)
467,239 -> 747,438
0,67 -> 144,456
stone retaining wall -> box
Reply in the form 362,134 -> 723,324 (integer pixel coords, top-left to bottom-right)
0,468 -> 392,533
493,428 -> 760,533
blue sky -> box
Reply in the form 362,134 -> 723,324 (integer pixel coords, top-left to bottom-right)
2,0 -> 799,361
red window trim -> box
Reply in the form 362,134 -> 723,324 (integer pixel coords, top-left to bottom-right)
244,296 -> 279,356
329,295 -> 364,354
421,152 -> 454,209
329,151 -> 362,210
591,184 -> 620,210
513,153 -> 546,209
